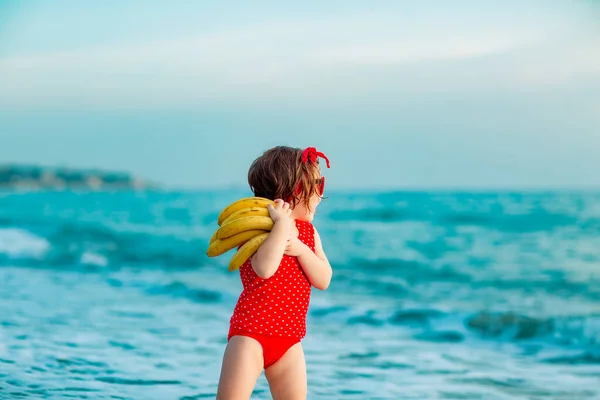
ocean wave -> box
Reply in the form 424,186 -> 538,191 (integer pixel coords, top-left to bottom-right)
466,311 -> 600,350
471,278 -> 600,302
328,208 -> 409,222
348,258 -> 470,284
312,306 -> 600,352
327,206 -> 580,232
339,255 -> 600,302
389,309 -> 447,325
466,311 -> 555,340
0,228 -> 50,259
144,281 -> 222,303
440,210 -> 578,232
543,352 -> 600,365
0,224 -> 211,269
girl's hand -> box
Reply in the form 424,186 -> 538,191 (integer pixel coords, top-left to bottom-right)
284,237 -> 307,257
267,199 -> 293,224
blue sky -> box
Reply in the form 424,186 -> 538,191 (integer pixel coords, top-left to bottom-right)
1,0 -> 599,189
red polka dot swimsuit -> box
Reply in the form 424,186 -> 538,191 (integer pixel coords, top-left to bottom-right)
228,219 -> 315,368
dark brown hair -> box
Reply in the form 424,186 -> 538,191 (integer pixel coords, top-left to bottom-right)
248,146 -> 323,212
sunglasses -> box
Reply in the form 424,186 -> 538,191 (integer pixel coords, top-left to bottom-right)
316,177 -> 325,196
294,176 -> 325,197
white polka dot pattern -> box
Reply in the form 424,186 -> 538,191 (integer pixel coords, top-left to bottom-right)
229,220 -> 315,338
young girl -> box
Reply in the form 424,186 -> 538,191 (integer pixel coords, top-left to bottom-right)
216,146 -> 333,400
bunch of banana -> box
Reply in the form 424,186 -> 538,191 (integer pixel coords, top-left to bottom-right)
206,197 -> 275,271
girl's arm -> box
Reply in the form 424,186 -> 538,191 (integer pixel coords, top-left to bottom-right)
294,228 -> 332,290
250,201 -> 291,279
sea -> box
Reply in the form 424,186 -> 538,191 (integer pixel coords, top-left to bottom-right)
1,189 -> 599,399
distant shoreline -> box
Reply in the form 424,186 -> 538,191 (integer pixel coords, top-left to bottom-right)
0,164 -> 155,191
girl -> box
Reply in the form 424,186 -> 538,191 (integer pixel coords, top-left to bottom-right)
216,146 -> 333,400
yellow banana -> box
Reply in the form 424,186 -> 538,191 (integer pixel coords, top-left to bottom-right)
209,230 -> 218,244
206,229 -> 268,257
217,216 -> 274,239
217,197 -> 274,225
229,232 -> 270,271
221,207 -> 270,226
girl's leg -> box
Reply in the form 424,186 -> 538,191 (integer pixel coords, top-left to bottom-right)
264,343 -> 307,400
216,336 -> 264,400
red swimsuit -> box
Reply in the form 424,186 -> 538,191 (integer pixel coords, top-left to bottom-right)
228,219 -> 314,368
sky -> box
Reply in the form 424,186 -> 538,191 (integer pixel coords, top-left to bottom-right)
1,0 -> 599,190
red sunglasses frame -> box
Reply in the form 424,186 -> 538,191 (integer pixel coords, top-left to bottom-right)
293,176 -> 325,198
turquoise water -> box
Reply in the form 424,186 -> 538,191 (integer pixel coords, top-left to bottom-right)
1,190 -> 600,399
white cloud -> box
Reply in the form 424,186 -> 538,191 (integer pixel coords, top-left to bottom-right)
0,13 -> 597,109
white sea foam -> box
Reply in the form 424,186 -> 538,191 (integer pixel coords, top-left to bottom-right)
0,228 -> 50,259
